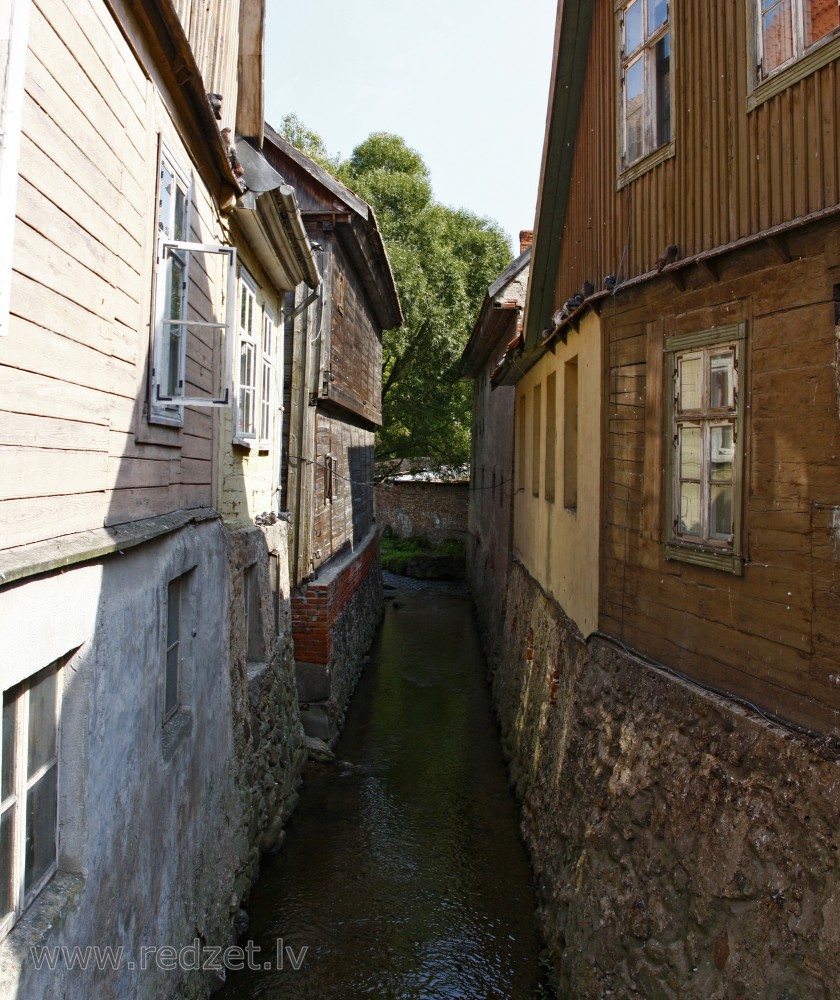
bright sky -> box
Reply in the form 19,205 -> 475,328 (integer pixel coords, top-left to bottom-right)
264,0 -> 558,254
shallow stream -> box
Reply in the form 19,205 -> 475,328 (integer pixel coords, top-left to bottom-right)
216,574 -> 549,999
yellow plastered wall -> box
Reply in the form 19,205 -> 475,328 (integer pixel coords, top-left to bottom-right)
512,311 -> 602,636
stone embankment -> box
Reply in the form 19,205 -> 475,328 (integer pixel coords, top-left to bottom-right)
485,560 -> 840,999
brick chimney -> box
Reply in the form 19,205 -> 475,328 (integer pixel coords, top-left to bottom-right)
519,230 -> 534,255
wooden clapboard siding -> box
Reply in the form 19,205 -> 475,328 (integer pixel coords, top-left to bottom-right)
172,0 -> 239,131
0,0 -> 237,551
555,0 -> 840,305
597,221 -> 840,731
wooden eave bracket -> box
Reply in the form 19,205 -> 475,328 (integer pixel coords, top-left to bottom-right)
767,234 -> 791,263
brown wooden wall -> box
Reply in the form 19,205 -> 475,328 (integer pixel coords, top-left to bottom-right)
327,239 -> 383,426
312,411 -> 375,569
556,0 -> 840,308
600,220 -> 840,733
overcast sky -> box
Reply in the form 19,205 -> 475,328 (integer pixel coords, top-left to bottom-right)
263,0 -> 558,253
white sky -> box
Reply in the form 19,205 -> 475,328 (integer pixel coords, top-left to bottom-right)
264,0 -> 558,253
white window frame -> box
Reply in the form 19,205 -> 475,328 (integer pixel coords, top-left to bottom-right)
0,657 -> 62,942
234,268 -> 259,443
150,147 -> 236,425
259,303 -> 275,446
665,324 -> 746,575
755,0 -> 840,83
617,0 -> 673,180
0,0 -> 31,338
233,270 -> 281,449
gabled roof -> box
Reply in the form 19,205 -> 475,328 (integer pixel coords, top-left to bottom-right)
457,246 -> 531,379
262,125 -> 403,330
514,0 -> 595,379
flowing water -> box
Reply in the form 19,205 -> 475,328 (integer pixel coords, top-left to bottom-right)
215,574 -> 550,999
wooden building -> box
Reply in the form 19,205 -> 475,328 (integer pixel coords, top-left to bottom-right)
494,0 -> 840,735
457,233 -> 531,646
471,3 -> 840,993
0,2 -> 315,996
263,127 -> 403,742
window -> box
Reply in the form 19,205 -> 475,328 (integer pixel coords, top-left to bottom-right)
1,658 -> 62,940
243,564 -> 264,662
564,360 -> 578,510
150,146 -> 236,424
665,324 -> 746,574
757,0 -> 839,78
545,373 -> 557,503
164,575 -> 184,722
517,394 -> 527,491
234,270 -> 278,448
618,0 -> 671,171
532,384 -> 542,497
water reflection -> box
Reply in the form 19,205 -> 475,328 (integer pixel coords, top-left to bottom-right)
216,575 -> 548,999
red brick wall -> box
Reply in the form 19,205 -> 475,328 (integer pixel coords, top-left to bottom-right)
374,481 -> 469,543
291,532 -> 380,664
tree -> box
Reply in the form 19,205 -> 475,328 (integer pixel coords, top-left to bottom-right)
277,124 -> 512,475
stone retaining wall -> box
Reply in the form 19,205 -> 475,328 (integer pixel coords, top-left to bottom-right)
491,560 -> 840,999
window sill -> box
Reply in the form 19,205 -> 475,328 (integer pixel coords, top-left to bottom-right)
0,874 -> 86,984
665,541 -> 743,576
749,33 -> 840,111
232,437 -> 271,452
617,140 -> 676,191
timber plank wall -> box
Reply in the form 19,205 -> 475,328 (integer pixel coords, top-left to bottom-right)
599,220 -> 840,734
0,0 -> 226,551
556,0 -> 840,303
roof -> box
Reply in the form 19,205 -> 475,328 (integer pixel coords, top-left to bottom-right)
457,246 -> 531,379
262,124 -> 403,330
513,0 -> 595,381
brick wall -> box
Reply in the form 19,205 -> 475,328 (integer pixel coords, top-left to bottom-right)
374,481 -> 469,543
291,529 -> 380,665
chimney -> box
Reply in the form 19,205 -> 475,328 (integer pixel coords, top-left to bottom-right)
519,230 -> 534,255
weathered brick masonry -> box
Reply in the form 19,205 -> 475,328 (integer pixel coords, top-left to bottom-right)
374,481 -> 469,543
291,529 -> 380,664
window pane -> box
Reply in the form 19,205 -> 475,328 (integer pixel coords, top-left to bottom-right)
167,578 -> 181,648
27,667 -> 57,777
24,765 -> 56,898
655,33 -> 671,146
710,352 -> 735,408
2,695 -> 15,803
678,356 -> 702,410
805,0 -> 839,45
165,646 -> 179,718
625,59 -> 644,164
680,425 -> 702,479
679,481 -> 702,536
649,0 -> 668,32
625,0 -> 644,53
159,167 -> 173,237
0,807 -> 14,918
173,184 -> 187,242
169,256 -> 185,319
710,484 -> 733,539
710,425 -> 734,481
763,0 -> 794,74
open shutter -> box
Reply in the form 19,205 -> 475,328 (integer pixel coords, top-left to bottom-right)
152,241 -> 237,407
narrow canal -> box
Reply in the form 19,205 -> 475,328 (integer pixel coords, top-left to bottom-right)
216,574 -> 551,999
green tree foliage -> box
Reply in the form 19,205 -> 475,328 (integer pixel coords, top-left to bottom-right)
277,124 -> 512,475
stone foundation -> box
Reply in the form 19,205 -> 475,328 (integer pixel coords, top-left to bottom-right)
490,560 -> 840,999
